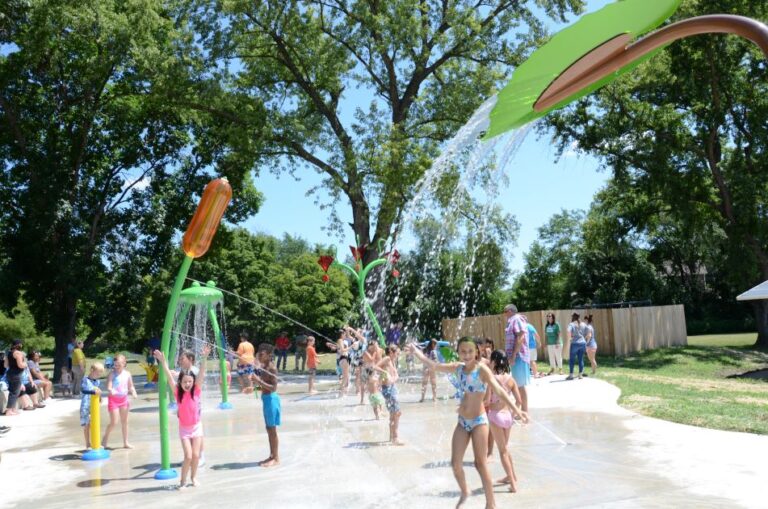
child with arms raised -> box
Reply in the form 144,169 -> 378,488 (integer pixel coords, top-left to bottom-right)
154,345 -> 210,488
408,338 -> 528,509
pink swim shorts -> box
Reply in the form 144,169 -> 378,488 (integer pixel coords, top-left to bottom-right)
107,394 -> 129,412
488,409 -> 514,429
179,421 -> 203,440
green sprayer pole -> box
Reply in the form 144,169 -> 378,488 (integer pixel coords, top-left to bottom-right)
359,259 -> 387,346
207,305 -> 231,409
156,255 -> 193,480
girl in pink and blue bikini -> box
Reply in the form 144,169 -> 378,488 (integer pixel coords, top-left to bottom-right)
408,338 -> 528,509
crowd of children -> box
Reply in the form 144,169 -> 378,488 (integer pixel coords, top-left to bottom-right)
4,317 -> 542,506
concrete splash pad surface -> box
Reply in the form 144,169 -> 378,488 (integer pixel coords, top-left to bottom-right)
1,375 -> 766,508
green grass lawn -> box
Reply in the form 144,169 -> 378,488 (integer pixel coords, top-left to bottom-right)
687,332 -> 758,348
595,333 -> 768,435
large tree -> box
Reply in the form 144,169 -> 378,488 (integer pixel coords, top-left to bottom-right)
0,0 -> 261,378
544,0 -> 768,346
191,0 -> 583,265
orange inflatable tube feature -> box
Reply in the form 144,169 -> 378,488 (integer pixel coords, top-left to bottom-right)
182,177 -> 232,258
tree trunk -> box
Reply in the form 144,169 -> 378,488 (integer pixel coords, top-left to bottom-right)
52,292 -> 77,382
752,300 -> 768,348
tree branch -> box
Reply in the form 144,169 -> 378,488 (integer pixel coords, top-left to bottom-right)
244,10 -> 354,151
0,95 -> 29,157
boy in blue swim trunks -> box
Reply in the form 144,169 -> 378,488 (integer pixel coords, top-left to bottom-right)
375,345 -> 404,445
253,343 -> 281,467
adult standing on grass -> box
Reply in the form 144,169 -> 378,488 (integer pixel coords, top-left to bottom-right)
274,331 -> 291,372
294,331 -> 308,372
503,304 -> 530,413
67,337 -> 76,372
567,313 -> 588,380
544,313 -> 563,375
584,315 -> 598,375
71,340 -> 86,395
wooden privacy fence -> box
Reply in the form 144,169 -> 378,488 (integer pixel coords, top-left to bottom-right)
441,304 -> 687,358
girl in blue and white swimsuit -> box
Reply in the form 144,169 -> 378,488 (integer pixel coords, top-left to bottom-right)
409,337 -> 528,509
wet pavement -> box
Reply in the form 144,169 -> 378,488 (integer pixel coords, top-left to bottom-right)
1,374 -> 765,508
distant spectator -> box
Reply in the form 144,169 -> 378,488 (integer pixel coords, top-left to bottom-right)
274,332 -> 291,371
72,340 -> 86,395
294,331 -> 308,372
20,361 -> 44,409
67,338 -> 76,371
27,351 -> 53,400
567,313 -> 588,380
544,313 -> 563,375
584,314 -> 598,375
4,339 -> 26,415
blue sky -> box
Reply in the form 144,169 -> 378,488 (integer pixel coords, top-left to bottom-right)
245,0 -> 615,275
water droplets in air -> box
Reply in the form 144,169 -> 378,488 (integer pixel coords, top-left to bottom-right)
371,94 -> 534,339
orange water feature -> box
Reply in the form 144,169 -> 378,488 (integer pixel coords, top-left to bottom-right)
182,177 -> 232,258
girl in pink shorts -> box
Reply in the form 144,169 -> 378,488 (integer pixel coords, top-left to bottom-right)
102,354 -> 138,449
486,350 -> 523,492
155,345 -> 210,489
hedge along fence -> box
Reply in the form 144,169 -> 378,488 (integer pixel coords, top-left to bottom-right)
441,304 -> 687,358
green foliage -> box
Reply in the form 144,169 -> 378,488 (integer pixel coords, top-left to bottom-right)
512,207 -> 670,310
142,228 -> 356,346
0,297 -> 54,353
0,0 -> 262,375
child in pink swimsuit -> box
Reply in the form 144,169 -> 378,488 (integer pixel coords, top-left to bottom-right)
486,350 -> 523,492
155,345 -> 209,489
102,354 -> 137,449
